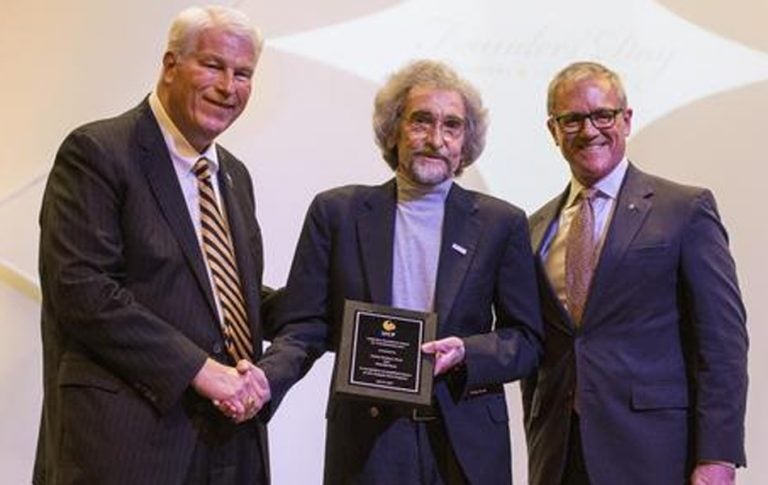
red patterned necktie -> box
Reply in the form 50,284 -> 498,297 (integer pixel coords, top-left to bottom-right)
565,188 -> 598,325
193,157 -> 253,362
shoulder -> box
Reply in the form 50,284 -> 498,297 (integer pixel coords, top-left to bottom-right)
316,182 -> 388,199
637,168 -> 709,200
66,101 -> 149,145
629,164 -> 716,215
451,185 -> 531,243
299,182 -> 393,231
312,181 -> 393,209
56,102 -> 155,169
453,184 -> 527,220
52,102 -> 153,182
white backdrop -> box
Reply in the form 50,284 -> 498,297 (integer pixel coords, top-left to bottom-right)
1,1 -> 766,483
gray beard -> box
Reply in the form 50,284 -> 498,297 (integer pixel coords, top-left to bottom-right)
408,158 -> 452,186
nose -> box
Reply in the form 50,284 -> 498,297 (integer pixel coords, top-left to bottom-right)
426,124 -> 445,149
579,116 -> 601,137
215,69 -> 236,94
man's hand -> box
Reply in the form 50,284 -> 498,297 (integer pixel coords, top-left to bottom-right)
224,360 -> 271,422
191,358 -> 271,423
691,462 -> 736,485
422,336 -> 465,376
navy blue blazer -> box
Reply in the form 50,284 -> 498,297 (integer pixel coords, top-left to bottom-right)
260,179 -> 543,484
522,163 -> 748,485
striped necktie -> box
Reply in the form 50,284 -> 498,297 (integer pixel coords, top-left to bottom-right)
193,157 -> 253,362
565,187 -> 598,326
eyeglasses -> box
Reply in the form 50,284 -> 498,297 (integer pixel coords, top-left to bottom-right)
406,111 -> 466,140
551,108 -> 624,134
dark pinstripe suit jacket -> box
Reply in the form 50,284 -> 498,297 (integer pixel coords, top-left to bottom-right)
34,99 -> 269,484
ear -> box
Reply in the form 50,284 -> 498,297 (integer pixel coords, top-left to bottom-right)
161,52 -> 178,83
621,107 -> 633,137
547,118 -> 560,146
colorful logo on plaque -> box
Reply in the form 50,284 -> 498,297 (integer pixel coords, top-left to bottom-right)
381,319 -> 397,337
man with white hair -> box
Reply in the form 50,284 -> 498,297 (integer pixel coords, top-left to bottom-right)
35,6 -> 272,484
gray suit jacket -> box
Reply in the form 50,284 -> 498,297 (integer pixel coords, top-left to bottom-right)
522,163 -> 748,485
35,99 -> 269,484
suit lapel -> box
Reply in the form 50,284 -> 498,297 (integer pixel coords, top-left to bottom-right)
357,180 -> 397,305
530,189 -> 574,334
135,100 -> 218,318
530,193 -> 566,255
434,184 -> 482,334
584,164 -> 653,323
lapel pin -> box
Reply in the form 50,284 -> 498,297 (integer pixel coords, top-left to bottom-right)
628,203 -> 637,211
225,172 -> 233,187
451,243 -> 467,255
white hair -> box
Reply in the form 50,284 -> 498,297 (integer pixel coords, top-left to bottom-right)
166,5 -> 262,58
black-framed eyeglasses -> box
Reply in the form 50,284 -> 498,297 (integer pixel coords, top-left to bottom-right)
551,108 -> 624,134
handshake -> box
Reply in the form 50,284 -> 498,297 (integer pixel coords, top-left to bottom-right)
192,357 -> 271,423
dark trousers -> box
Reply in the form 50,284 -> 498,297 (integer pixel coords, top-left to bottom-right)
184,406 -> 265,485
561,414 -> 590,485
326,414 -> 467,485
423,418 -> 467,485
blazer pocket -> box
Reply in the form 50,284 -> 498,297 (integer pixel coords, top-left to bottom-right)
631,383 -> 688,411
58,358 -> 122,393
624,243 -> 671,261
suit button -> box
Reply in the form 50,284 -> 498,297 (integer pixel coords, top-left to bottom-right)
212,342 -> 223,354
369,406 -> 380,418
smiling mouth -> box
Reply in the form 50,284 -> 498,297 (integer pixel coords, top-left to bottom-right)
580,142 -> 608,151
204,97 -> 236,110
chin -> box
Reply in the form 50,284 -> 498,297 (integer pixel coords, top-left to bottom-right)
412,170 -> 450,186
199,112 -> 235,130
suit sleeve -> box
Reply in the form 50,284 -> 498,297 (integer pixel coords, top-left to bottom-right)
680,190 -> 748,466
462,211 -> 544,390
40,129 -> 207,413
258,195 -> 333,414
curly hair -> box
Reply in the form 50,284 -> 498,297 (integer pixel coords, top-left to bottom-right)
373,60 -> 488,175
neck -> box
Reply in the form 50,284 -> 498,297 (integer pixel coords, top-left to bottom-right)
395,172 -> 452,203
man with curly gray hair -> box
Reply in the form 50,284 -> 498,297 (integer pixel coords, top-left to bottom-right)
372,59 -> 488,177
259,59 -> 543,484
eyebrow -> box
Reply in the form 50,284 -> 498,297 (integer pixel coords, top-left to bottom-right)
408,109 -> 465,119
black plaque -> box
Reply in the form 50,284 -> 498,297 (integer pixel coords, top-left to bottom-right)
332,300 -> 437,407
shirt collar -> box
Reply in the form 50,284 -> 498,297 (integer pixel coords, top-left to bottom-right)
148,91 -> 219,174
566,157 -> 628,208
